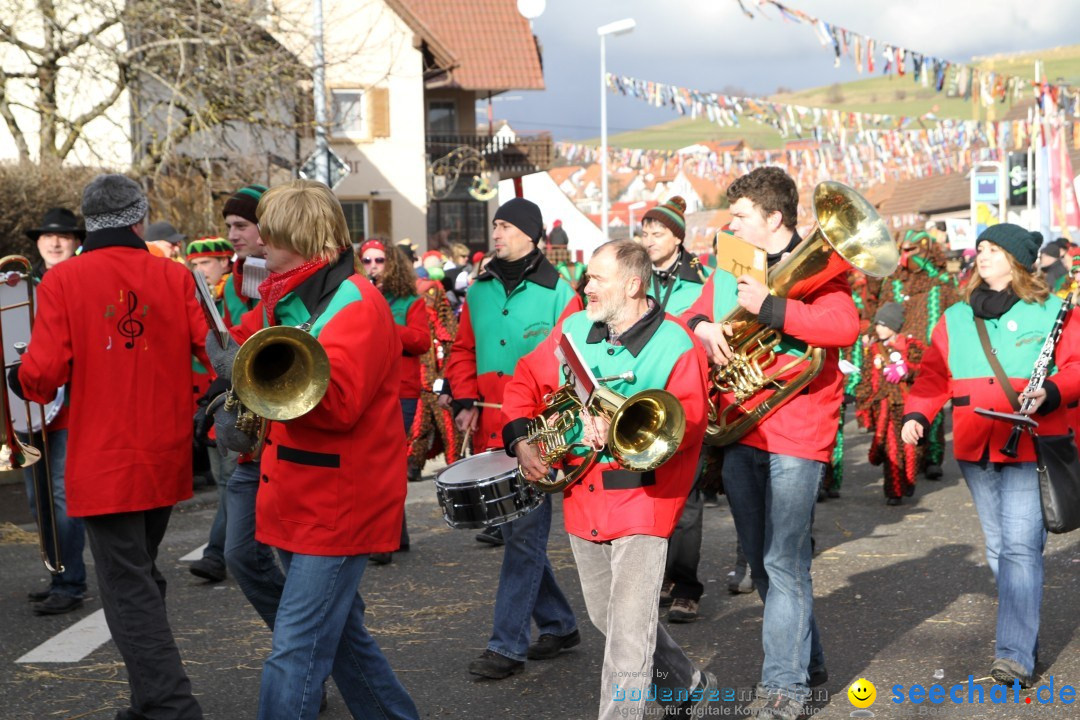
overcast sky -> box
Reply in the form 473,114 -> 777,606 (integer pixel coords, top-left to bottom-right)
488,0 -> 1080,140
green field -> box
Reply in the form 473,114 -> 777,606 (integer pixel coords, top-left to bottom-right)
591,45 -> 1080,152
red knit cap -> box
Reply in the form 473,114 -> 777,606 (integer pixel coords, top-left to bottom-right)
642,196 -> 687,241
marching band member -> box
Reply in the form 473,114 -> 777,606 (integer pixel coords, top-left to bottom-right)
439,197 -> 581,679
360,239 -> 431,564
902,224 -> 1080,688
19,207 -> 87,615
503,240 -> 714,719
187,237 -> 238,583
640,195 -> 711,623
12,175 -> 208,719
685,168 -> 857,719
222,184 -> 268,324
210,180 -> 417,720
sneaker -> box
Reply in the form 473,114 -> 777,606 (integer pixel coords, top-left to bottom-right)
826,488 -> 840,499
407,463 -> 423,482
475,525 -> 504,546
527,629 -> 580,660
925,463 -> 943,480
468,649 -> 523,679
668,597 -> 700,623
659,581 -> 675,608
990,657 -> 1032,688
886,497 -> 902,506
702,491 -> 721,508
670,669 -> 717,718
32,593 -> 84,615
727,566 -> 754,595
189,557 -> 227,582
754,692 -> 804,720
369,553 -> 393,565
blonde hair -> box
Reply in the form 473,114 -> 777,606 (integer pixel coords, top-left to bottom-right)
257,180 -> 350,263
963,242 -> 1050,305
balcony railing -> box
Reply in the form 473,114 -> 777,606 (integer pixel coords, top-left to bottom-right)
426,133 -> 553,179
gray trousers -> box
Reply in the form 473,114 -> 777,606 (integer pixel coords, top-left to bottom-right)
569,534 -> 699,720
84,507 -> 203,720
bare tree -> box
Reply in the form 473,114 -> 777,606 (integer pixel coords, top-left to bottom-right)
0,0 -> 312,170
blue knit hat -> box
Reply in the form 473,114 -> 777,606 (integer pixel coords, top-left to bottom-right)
977,223 -> 1042,269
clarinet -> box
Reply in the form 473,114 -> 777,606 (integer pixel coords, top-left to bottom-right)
1001,261 -> 1079,457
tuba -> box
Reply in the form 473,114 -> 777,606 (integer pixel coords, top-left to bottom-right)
521,369 -> 686,493
706,181 -> 898,446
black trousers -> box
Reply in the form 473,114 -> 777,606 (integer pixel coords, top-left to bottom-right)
84,507 -> 203,720
664,452 -> 707,601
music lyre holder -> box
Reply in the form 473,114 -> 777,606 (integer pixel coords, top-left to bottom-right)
974,407 -> 1038,458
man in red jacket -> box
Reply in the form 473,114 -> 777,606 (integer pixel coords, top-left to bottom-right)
503,240 -> 715,719
215,180 -> 418,720
685,168 -> 858,720
12,174 -> 208,720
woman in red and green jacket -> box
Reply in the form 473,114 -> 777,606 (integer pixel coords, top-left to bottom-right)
902,224 -> 1080,689
360,239 -> 430,564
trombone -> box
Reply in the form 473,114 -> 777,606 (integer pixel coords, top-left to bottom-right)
0,255 -> 61,573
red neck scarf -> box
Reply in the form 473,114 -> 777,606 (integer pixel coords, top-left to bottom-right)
258,258 -> 327,324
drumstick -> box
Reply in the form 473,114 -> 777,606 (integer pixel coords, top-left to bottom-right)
475,402 -> 502,409
460,427 -> 473,458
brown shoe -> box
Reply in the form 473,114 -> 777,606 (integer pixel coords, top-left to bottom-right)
659,581 -> 675,608
668,597 -> 699,623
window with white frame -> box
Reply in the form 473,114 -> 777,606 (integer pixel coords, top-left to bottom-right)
331,90 -> 365,136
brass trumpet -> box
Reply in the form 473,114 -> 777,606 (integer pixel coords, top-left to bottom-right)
706,181 -> 898,446
521,369 -> 686,493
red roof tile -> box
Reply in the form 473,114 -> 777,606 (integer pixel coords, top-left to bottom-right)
394,0 -> 544,92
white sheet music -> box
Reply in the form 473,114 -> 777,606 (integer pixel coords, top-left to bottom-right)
554,334 -> 598,406
241,258 -> 268,299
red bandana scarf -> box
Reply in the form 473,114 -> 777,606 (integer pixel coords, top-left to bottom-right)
258,258 -> 327,324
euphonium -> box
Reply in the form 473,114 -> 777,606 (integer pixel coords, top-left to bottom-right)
706,181 -> 898,446
520,370 -> 686,493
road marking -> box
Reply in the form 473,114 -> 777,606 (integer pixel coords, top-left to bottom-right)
180,543 -> 207,562
16,609 -> 111,663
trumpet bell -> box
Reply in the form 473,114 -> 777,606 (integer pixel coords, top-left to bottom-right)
232,325 -> 331,421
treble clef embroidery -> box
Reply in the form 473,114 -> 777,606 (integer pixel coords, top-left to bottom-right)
118,289 -> 145,349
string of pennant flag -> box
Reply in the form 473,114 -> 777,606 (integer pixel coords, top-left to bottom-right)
735,0 -> 1080,116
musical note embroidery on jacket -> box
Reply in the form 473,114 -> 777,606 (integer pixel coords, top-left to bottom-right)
118,290 -> 145,349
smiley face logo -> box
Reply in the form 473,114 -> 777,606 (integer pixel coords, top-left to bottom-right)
848,678 -> 876,709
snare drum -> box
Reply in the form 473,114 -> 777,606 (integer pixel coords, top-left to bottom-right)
435,450 -> 542,529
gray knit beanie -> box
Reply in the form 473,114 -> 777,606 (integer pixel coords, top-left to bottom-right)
875,302 -> 905,333
82,174 -> 149,232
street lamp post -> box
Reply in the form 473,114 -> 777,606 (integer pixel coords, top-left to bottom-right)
628,200 -> 647,239
598,18 -> 635,242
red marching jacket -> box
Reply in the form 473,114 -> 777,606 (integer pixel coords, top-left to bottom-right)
685,273 -> 860,463
18,237 -> 210,516
231,255 -> 406,556
393,296 -> 431,399
502,308 -> 709,541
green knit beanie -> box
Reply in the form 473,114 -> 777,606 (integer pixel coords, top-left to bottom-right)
642,196 -> 687,241
977,223 -> 1042,269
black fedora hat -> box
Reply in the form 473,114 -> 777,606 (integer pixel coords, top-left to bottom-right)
25,208 -> 85,241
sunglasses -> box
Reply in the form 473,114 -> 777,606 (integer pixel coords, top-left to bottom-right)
361,256 -> 385,265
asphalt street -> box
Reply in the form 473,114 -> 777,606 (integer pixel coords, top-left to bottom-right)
0,419 -> 1078,720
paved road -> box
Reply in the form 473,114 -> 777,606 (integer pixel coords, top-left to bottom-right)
0,421 -> 1078,719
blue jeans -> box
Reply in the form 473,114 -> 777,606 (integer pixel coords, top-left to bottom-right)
398,397 -> 419,549
488,493 -> 577,661
21,429 -> 86,598
723,444 -> 825,702
258,552 -> 419,720
224,461 -> 285,628
204,444 -> 239,564
959,461 -> 1045,676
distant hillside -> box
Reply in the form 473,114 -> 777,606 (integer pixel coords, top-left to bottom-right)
588,44 -> 1080,152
